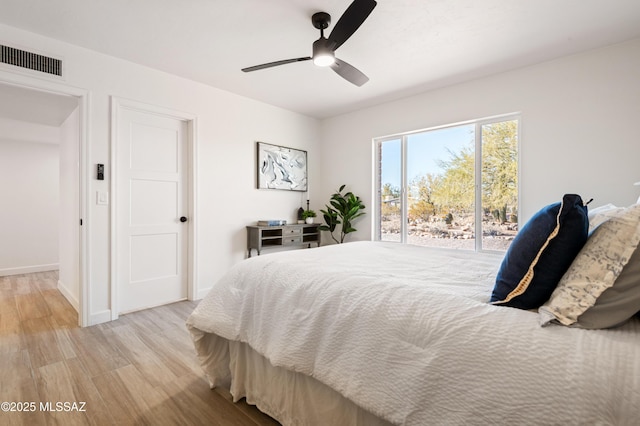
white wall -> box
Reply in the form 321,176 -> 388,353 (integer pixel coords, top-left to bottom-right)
58,107 -> 80,309
318,38 -> 640,241
0,118 -> 60,275
0,24 -> 320,324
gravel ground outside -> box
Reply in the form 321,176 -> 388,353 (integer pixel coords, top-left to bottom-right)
380,217 -> 516,252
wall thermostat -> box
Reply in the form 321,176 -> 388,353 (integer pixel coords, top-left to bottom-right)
97,164 -> 104,180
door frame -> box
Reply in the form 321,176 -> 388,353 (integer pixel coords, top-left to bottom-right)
0,71 -> 91,327
110,96 -> 197,320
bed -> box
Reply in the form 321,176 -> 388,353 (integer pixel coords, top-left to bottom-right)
187,236 -> 640,425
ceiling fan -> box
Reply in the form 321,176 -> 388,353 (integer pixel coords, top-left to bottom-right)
241,0 -> 377,87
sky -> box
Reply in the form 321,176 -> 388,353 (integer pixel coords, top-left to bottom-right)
381,124 -> 474,189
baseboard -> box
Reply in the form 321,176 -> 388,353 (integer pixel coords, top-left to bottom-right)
0,263 -> 59,277
57,279 -> 79,312
89,310 -> 112,326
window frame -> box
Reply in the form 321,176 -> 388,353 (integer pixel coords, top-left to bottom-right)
374,113 -> 521,252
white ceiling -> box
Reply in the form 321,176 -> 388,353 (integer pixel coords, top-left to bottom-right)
1,0 -> 640,119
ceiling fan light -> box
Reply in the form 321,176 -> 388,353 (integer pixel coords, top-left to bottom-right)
312,38 -> 335,67
313,53 -> 335,67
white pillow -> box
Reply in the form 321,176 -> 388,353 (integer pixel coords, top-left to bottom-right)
588,203 -> 624,233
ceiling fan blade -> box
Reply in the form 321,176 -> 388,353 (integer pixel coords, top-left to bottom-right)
327,0 -> 377,51
330,58 -> 369,86
242,57 -> 311,72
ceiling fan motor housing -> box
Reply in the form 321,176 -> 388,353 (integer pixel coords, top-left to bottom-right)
312,37 -> 335,66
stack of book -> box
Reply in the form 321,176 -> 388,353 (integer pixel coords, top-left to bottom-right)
257,220 -> 287,226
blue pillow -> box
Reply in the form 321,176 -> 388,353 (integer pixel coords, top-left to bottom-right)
490,194 -> 588,309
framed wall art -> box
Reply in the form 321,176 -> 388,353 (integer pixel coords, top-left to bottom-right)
256,142 -> 307,191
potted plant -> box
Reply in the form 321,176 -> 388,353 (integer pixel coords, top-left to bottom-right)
302,209 -> 317,224
318,184 -> 366,244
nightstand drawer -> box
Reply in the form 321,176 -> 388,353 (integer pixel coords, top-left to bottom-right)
283,235 -> 303,245
283,227 -> 302,235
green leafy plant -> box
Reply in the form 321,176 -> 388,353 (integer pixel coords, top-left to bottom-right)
318,184 -> 366,244
302,209 -> 317,219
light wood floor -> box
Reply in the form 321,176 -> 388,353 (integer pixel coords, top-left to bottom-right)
0,271 -> 280,426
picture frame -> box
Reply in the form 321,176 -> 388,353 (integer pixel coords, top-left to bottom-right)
256,142 -> 308,191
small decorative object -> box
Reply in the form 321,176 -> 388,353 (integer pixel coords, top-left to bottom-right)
256,142 -> 307,191
297,207 -> 305,223
302,209 -> 317,224
319,184 -> 366,244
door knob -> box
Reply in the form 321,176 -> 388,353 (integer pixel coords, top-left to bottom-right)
180,216 -> 188,223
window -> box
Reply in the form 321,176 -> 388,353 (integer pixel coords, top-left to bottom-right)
375,116 -> 519,252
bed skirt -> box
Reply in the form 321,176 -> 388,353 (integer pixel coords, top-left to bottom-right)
190,327 -> 392,426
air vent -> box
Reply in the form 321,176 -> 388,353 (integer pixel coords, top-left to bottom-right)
1,44 -> 62,77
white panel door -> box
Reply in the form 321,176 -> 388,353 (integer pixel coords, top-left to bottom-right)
117,108 -> 188,313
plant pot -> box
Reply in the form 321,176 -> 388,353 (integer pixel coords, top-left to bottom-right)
305,217 -> 314,224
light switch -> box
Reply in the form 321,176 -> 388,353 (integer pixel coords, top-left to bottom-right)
97,191 -> 109,205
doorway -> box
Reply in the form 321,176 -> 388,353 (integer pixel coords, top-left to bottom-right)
0,79 -> 87,326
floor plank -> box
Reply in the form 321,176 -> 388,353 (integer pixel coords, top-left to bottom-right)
35,360 -> 91,426
0,271 -> 280,426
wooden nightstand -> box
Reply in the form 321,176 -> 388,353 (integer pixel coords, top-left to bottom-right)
246,224 -> 321,257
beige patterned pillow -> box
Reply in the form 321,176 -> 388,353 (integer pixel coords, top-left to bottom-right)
539,204 -> 640,326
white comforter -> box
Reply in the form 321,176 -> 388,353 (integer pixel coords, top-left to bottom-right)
187,241 -> 640,425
